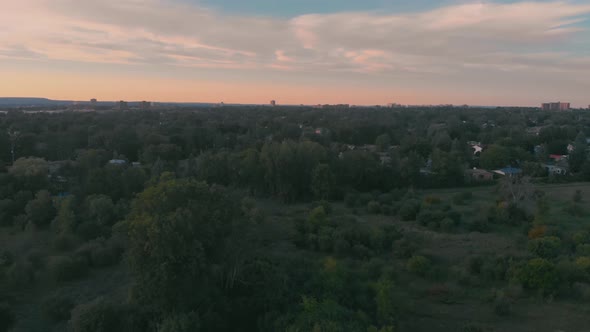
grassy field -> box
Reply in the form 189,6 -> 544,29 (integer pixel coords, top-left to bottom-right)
261,182 -> 590,332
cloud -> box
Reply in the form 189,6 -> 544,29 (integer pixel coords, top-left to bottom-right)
0,0 -> 589,78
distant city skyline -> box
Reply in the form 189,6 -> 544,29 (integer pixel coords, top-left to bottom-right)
1,0 -> 590,107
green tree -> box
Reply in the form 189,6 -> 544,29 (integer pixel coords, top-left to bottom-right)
480,145 -> 511,170
375,134 -> 391,152
517,258 -> 559,292
25,190 -> 56,227
373,278 -> 397,325
52,196 -> 77,234
569,132 -> 588,173
528,236 -> 562,259
312,164 -> 333,200
127,178 -> 240,312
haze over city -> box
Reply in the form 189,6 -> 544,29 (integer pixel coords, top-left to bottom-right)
1,0 -> 590,106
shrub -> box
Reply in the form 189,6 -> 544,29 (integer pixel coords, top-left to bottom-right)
26,249 -> 45,269
381,205 -> 393,216
68,297 -> 125,332
352,244 -> 371,259
573,190 -> 583,203
52,233 -> 80,252
0,304 -> 15,332
466,217 -> 490,233
573,282 -> 590,301
344,192 -> 359,208
367,201 -> 381,214
528,236 -> 562,259
378,193 -> 393,205
423,196 -> 441,205
48,255 -> 88,282
393,238 -> 418,259
359,193 -> 374,205
0,251 -> 13,267
564,203 -> 586,217
575,257 -> 590,277
43,293 -> 74,322
577,244 -> 590,256
416,209 -> 444,227
5,261 -> 35,289
76,221 -> 104,240
399,200 -> 420,221
90,244 -> 123,268
528,225 -> 547,239
572,231 -> 590,245
407,255 -> 431,276
493,292 -> 511,316
158,312 -> 200,332
440,218 -> 456,232
453,192 -> 473,205
517,258 -> 559,292
311,200 -> 333,215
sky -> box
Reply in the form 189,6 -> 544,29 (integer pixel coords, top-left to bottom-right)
1,0 -> 590,106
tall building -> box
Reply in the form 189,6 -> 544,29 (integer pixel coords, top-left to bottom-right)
542,102 -> 570,111
270,100 -> 276,107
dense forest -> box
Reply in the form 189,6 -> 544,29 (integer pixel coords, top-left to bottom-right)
0,106 -> 590,332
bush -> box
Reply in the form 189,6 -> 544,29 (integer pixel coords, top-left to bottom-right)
0,251 -> 13,267
407,255 -> 431,276
423,196 -> 441,205
26,249 -> 45,269
440,218 -> 456,232
528,225 -> 547,239
466,217 -> 490,233
0,304 -> 15,332
311,200 -> 333,215
453,192 -> 473,205
572,231 -> 590,245
493,294 -> 511,316
359,193 -> 374,205
344,192 -> 359,208
416,209 -> 445,227
48,255 -> 88,282
52,233 -> 80,252
528,236 -> 562,259
573,190 -> 583,203
399,200 -> 420,221
76,221 -> 105,240
381,205 -> 393,216
5,261 -> 35,289
378,193 -> 393,205
367,201 -> 381,214
577,244 -> 590,256
393,238 -> 418,259
68,297 -> 125,332
564,203 -> 586,217
158,312 -> 200,332
43,293 -> 74,322
517,258 -> 559,292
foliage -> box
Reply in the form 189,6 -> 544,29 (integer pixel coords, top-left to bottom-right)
517,258 -> 559,292
528,236 -> 562,259
407,255 -> 431,276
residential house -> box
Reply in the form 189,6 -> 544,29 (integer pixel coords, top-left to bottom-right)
466,168 -> 494,182
549,154 -> 568,162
